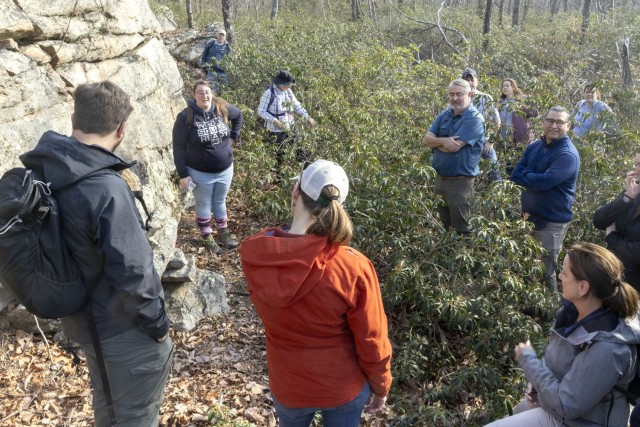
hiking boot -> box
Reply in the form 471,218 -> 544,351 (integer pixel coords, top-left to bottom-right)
218,228 -> 238,249
202,235 -> 222,254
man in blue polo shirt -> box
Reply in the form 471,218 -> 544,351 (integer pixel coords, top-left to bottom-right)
512,106 -> 581,292
422,79 -> 485,233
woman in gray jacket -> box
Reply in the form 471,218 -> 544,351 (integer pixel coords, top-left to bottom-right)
486,242 -> 640,427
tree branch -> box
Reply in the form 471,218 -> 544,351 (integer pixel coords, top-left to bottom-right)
386,0 -> 467,56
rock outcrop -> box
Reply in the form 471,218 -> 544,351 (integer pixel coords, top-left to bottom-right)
0,0 -> 228,331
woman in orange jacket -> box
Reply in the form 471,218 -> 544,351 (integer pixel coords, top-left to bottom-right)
239,160 -> 392,426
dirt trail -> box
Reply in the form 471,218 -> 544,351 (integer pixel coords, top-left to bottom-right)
0,193 -> 392,426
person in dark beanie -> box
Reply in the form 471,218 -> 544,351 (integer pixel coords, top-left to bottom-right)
257,70 -> 316,179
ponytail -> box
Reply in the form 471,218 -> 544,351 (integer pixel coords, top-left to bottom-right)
301,185 -> 353,245
567,242 -> 640,319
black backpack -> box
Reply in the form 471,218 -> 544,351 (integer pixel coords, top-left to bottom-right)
0,167 -> 111,318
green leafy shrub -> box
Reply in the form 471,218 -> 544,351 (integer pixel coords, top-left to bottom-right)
161,4 -> 640,424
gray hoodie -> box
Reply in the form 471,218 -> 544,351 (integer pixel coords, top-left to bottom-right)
519,305 -> 640,426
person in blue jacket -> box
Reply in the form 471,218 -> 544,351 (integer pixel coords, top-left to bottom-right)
201,28 -> 231,93
512,106 -> 581,292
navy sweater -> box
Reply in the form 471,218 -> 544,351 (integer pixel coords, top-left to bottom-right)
511,135 -> 580,229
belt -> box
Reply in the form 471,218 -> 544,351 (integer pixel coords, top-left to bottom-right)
439,175 -> 474,180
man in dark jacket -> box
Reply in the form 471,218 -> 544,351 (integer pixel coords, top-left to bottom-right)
512,106 -> 581,292
20,81 -> 173,427
201,28 -> 231,93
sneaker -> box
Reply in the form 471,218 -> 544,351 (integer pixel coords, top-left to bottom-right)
202,235 -> 222,254
218,229 -> 238,249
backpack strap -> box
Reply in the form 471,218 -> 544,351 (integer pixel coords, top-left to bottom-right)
266,85 -> 286,118
86,304 -> 117,426
131,190 -> 152,231
186,105 -> 194,131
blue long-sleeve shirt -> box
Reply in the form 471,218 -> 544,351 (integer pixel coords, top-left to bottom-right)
511,135 -> 580,229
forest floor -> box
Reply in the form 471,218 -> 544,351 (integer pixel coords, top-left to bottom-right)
0,188 -> 394,426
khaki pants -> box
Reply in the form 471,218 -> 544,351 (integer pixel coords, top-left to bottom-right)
434,175 -> 475,233
484,398 -> 562,427
531,221 -> 570,292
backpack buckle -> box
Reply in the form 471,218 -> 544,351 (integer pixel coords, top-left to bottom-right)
36,205 -> 50,221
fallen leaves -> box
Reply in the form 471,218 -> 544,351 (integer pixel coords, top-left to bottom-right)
0,196 -> 394,426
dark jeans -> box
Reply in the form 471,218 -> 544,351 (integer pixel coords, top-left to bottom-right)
206,70 -> 228,94
266,130 -> 309,174
273,382 -> 371,427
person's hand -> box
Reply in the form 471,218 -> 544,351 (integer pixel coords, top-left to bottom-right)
625,171 -> 639,199
606,223 -> 617,235
514,339 -> 533,360
364,394 -> 387,414
482,141 -> 493,155
232,139 -> 242,148
524,382 -> 539,408
273,119 -> 282,129
440,136 -> 463,153
307,117 -> 317,128
179,177 -> 191,190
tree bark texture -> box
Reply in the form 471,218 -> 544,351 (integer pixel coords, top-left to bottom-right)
271,0 -> 279,19
186,0 -> 193,29
617,38 -> 633,89
222,0 -> 234,44
512,0 -> 520,26
581,0 -> 591,31
352,0 -> 361,20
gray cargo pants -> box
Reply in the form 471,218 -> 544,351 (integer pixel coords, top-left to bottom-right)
81,326 -> 174,427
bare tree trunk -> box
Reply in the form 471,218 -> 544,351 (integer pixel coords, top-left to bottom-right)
482,0 -> 492,50
222,0 -> 234,44
581,0 -> 591,31
512,0 -> 520,26
351,0 -> 361,20
617,38 -> 634,89
186,0 -> 194,29
271,0 -> 279,19
521,0 -> 530,23
498,0 -> 504,26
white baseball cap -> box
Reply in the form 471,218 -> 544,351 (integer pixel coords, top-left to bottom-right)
298,160 -> 349,205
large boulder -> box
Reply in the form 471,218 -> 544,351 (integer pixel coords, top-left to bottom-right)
0,0 -> 228,330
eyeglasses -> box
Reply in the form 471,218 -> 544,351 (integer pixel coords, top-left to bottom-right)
544,118 -> 568,127
196,91 -> 212,96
